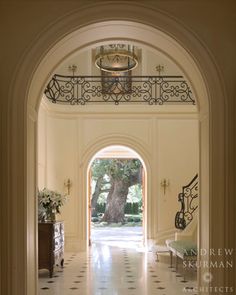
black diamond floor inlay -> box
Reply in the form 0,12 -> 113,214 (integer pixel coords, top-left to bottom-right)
38,245 -> 197,294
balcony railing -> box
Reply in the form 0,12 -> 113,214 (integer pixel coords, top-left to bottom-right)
44,75 -> 195,105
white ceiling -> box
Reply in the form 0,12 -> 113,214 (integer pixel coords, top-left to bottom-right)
94,145 -> 140,159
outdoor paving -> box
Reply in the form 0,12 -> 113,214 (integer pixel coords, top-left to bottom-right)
91,226 -> 143,248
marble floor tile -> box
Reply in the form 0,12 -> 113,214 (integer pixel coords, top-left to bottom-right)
38,240 -> 197,295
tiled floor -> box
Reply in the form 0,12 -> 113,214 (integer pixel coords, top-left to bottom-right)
38,237 -> 197,295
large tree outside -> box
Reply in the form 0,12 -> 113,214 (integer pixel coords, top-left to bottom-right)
90,158 -> 143,224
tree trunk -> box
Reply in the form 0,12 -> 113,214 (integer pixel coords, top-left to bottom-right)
91,176 -> 110,217
91,176 -> 103,217
102,180 -> 129,223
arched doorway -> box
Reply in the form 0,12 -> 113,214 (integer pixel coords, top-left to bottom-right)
29,20 -> 210,294
87,145 -> 147,249
4,4 -> 229,294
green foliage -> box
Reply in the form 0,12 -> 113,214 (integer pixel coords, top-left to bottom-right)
96,191 -> 108,204
133,216 -> 141,222
124,202 -> 140,214
91,158 -> 142,183
95,202 -> 106,213
91,158 -> 143,222
127,184 -> 142,203
125,215 -> 141,223
91,159 -> 112,179
95,202 -> 141,215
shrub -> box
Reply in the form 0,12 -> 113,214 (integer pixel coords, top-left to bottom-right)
127,216 -> 134,222
91,217 -> 99,222
124,202 -> 140,214
133,216 -> 141,222
96,203 -> 106,213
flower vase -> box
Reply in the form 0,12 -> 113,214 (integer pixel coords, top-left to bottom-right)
45,210 -> 56,222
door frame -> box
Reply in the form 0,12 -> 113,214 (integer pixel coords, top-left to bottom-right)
86,147 -> 148,248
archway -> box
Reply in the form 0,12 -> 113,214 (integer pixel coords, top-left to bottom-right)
29,20 -> 210,294
4,4 -> 229,294
87,145 -> 148,249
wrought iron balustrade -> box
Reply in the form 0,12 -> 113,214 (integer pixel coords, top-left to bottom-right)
175,174 -> 198,230
44,75 -> 195,105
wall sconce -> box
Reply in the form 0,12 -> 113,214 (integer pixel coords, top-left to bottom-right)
64,178 -> 72,195
68,64 -> 77,75
156,64 -> 164,75
160,178 -> 169,195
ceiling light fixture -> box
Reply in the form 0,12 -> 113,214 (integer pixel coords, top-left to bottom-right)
95,44 -> 138,73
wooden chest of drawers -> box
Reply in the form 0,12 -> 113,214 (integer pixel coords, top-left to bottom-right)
38,221 -> 64,277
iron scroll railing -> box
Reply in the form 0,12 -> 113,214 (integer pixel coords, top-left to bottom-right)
175,174 -> 198,230
44,75 -> 195,105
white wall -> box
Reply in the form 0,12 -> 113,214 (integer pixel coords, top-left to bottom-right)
38,106 -> 47,188
38,102 -> 198,251
157,119 -> 198,236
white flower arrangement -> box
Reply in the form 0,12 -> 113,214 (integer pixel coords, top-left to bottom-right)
38,188 -> 67,221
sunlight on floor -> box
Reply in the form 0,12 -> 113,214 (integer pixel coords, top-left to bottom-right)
38,227 -> 197,295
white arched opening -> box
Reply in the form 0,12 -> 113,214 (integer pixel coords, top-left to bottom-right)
4,4 -> 228,294
34,20 -> 205,252
86,145 -> 148,248
77,135 -> 152,252
29,21 -> 210,294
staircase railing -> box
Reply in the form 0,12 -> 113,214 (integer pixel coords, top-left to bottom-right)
175,174 -> 198,230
